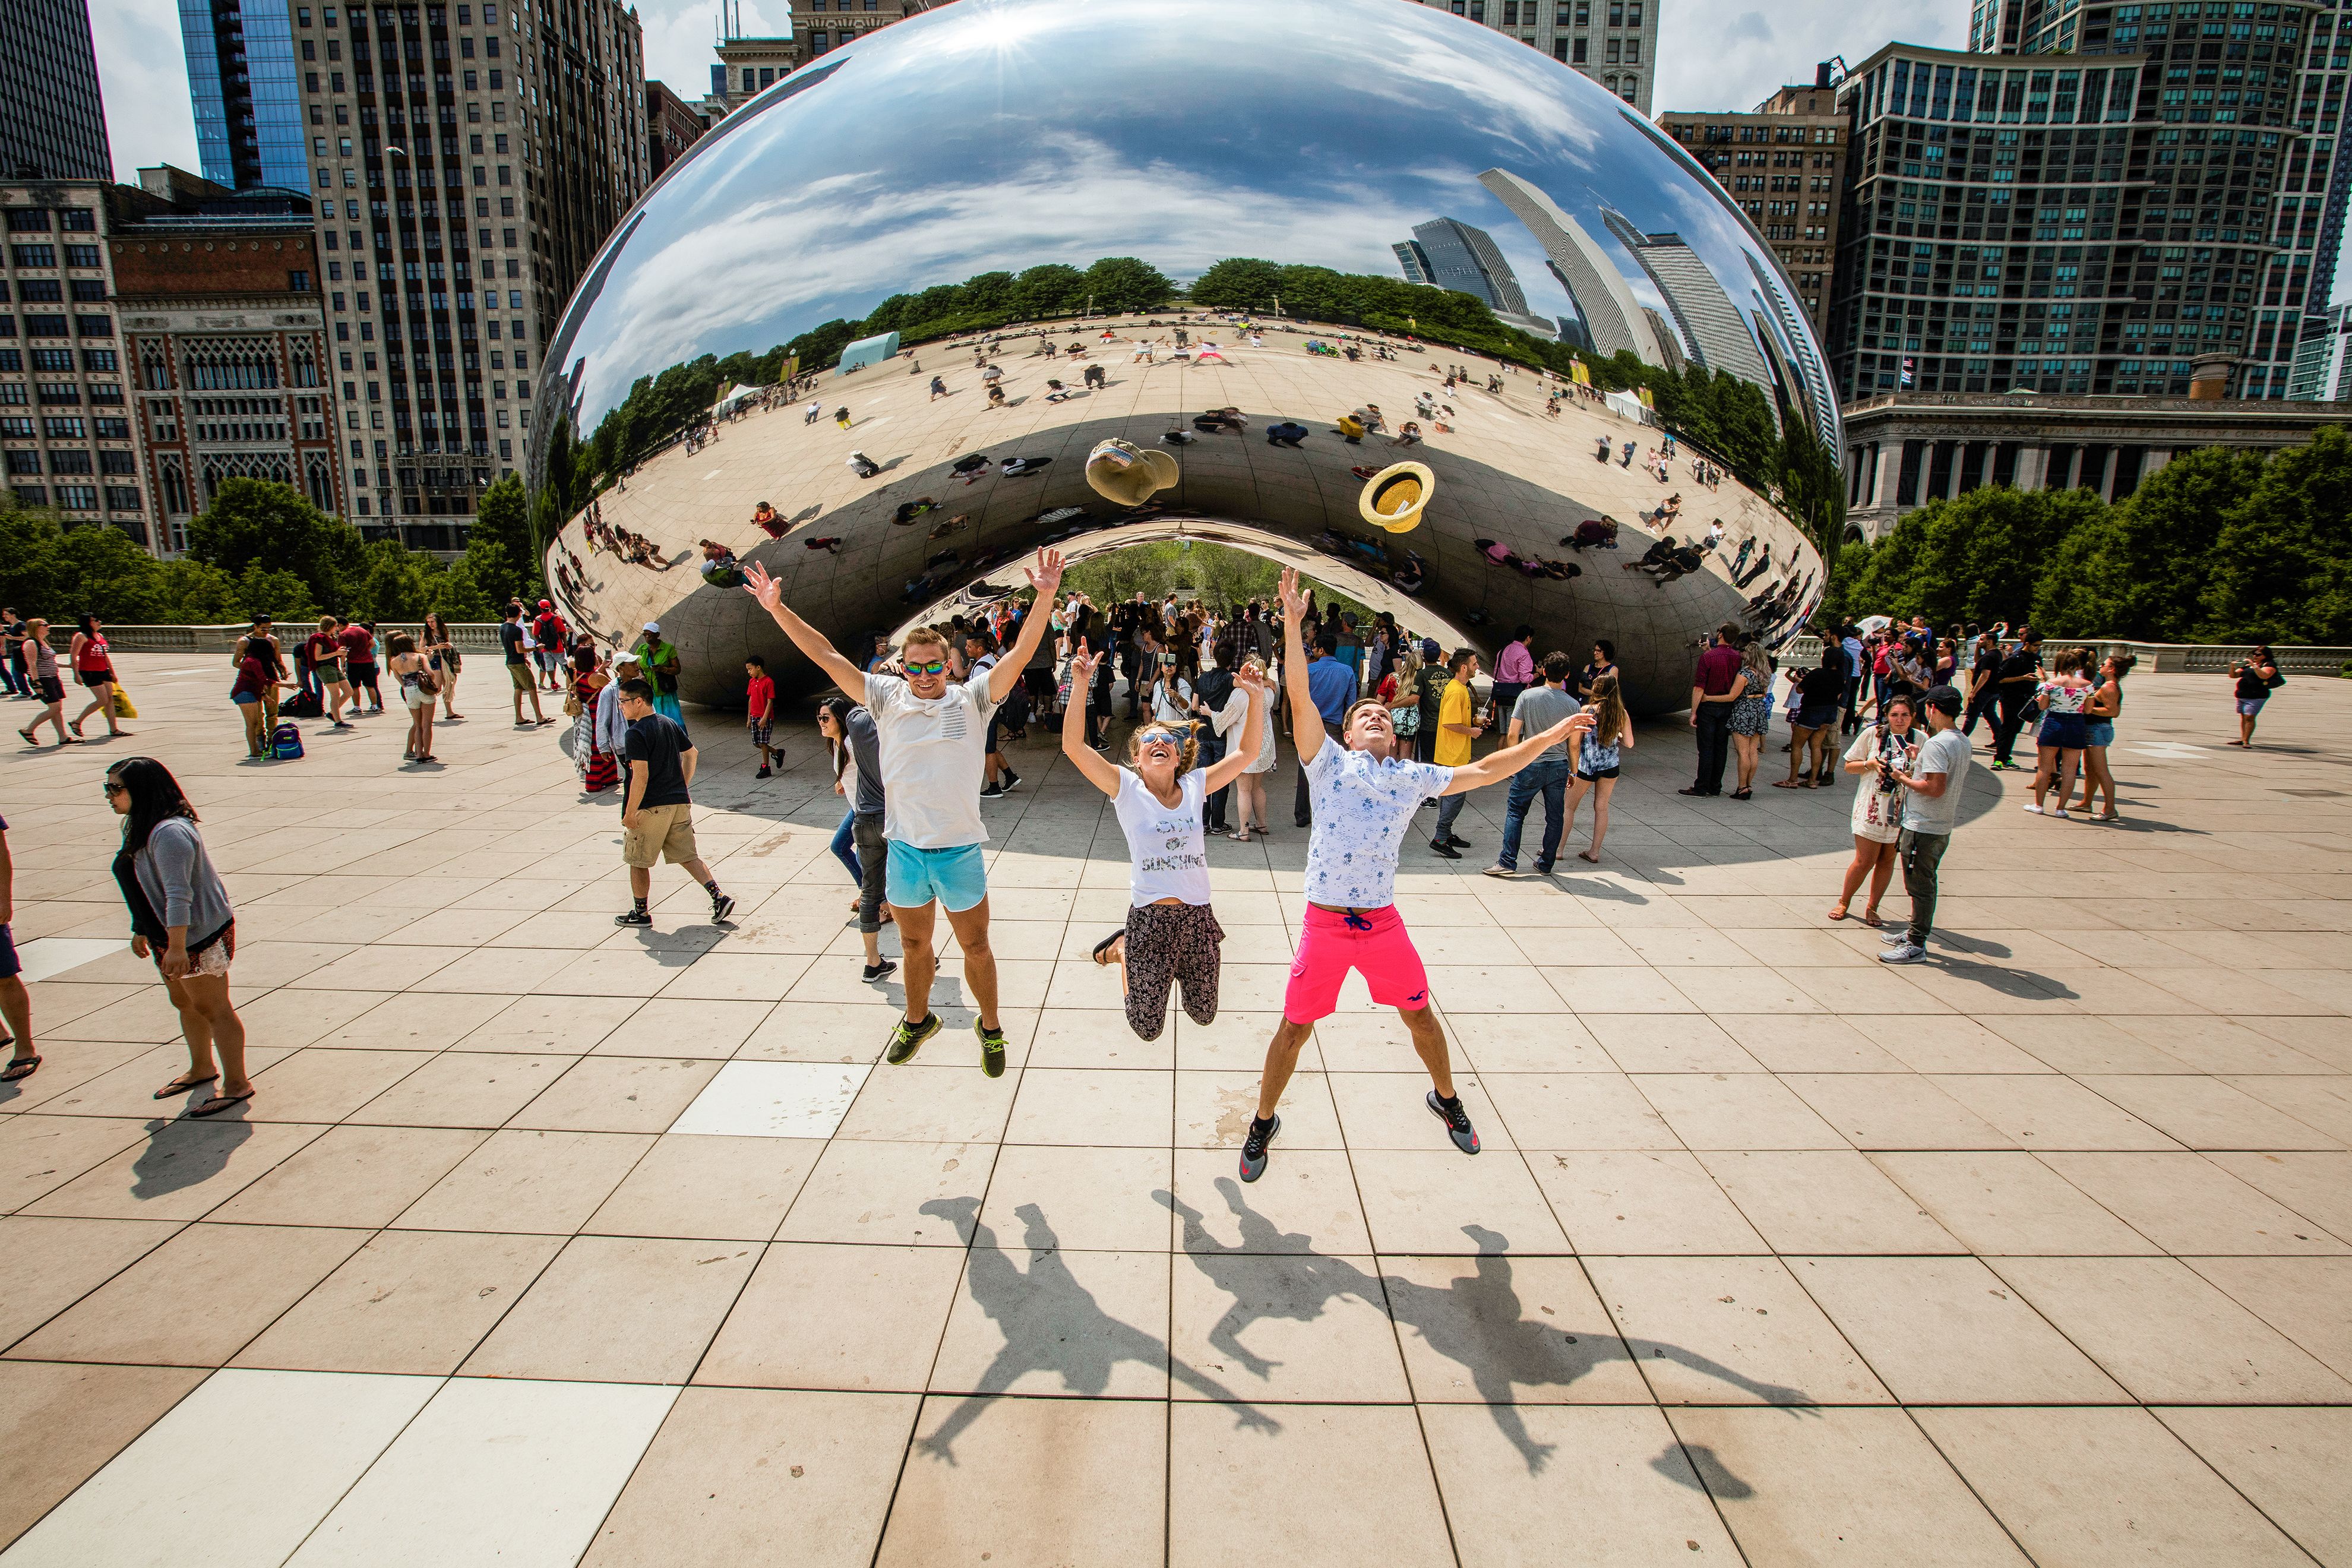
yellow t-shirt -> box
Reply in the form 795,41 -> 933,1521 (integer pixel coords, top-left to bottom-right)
1435,679 -> 1475,766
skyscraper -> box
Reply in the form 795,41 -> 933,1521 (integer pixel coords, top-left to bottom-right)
1411,217 -> 1532,314
178,0 -> 652,546
1599,207 -> 1771,388
1392,239 -> 1434,285
1478,167 -> 1663,362
1,0 -> 114,182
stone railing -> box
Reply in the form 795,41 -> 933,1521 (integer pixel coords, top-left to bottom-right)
1775,635 -> 2350,676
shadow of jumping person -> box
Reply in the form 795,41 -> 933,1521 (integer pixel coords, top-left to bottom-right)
1159,1184 -> 1812,1477
916,1196 -> 1278,1465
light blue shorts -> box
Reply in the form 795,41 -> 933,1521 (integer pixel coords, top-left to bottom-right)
886,840 -> 988,912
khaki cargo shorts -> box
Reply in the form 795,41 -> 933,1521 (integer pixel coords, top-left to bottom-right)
622,802 -> 698,867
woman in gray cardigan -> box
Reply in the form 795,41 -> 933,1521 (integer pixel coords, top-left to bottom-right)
105,758 -> 252,1117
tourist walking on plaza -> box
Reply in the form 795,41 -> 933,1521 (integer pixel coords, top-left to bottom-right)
1063,646 -> 1268,1039
1879,685 -> 1974,965
1986,627 -> 2043,770
1726,637 -> 1773,799
1240,568 -> 1591,1182
820,696 -> 896,983
1230,653 -> 1279,842
2077,652 -> 2132,821
67,615 -> 131,740
741,547 -> 1066,1077
2227,644 -> 2281,748
1778,643 -> 1845,788
611,679 -> 734,929
0,608 -> 24,700
745,653 -> 779,777
106,758 -> 253,1117
15,619 -> 76,748
344,619 -> 384,715
1682,624 -> 1741,797
1428,647 -> 1485,857
422,611 -> 464,720
388,632 -> 439,764
0,814 -> 36,1083
589,650 -> 636,792
500,603 -> 552,728
2025,646 -> 2095,818
1487,652 -> 1580,877
634,621 -> 684,723
1830,693 -> 1917,925
1561,671 -> 1634,862
304,615 -> 354,728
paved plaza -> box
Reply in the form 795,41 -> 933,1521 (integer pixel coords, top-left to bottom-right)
2,653 -> 2348,1566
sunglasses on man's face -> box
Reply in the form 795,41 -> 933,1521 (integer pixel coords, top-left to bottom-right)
904,660 -> 949,676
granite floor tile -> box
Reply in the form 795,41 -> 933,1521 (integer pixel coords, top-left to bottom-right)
2155,1406 -> 2352,1568
881,1395 -> 1164,1565
1788,1254 -> 2127,1404
1169,1402 -> 1453,1568
233,1229 -> 561,1375
461,1234 -> 758,1383
1583,1255 -> 1891,1407
0,1361 -> 208,1553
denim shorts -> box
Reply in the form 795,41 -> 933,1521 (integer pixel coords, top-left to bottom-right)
886,840 -> 988,912
2084,719 -> 2114,748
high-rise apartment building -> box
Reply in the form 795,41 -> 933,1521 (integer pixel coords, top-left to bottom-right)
703,0 -> 949,123
1479,167 -> 1667,359
2,1 -> 114,183
178,0 -> 650,549
1390,216 -> 1564,337
1964,0 -> 2344,400
1660,78 -> 1850,337
1405,0 -> 1659,112
0,182 -> 140,539
1826,27 -> 2318,403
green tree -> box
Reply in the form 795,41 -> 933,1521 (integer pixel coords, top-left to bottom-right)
156,558 -> 245,624
347,538 -> 445,623
2035,445 -> 2264,640
237,562 -> 321,624
472,474 -> 538,599
45,520 -> 172,622
445,533 -> 520,617
186,478 -> 359,614
2199,424 -> 2352,642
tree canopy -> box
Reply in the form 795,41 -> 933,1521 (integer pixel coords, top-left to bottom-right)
1823,426 -> 2352,644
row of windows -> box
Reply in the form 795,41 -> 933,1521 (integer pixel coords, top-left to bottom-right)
0,316 -> 115,339
0,382 -> 124,404
8,485 -> 142,513
0,416 -> 129,440
0,449 -> 137,476
0,281 -> 108,304
1445,0 -> 1648,24
2,210 -> 98,234
0,350 -> 115,373
5,246 -> 104,272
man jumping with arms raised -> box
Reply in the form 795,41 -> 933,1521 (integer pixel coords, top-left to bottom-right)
743,548 -> 1065,1076
1241,567 -> 1592,1180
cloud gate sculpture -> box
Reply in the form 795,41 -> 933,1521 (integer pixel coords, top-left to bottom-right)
531,0 -> 1836,713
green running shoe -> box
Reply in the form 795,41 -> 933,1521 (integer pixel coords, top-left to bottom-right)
976,1020 -> 1008,1079
886,1013 -> 941,1065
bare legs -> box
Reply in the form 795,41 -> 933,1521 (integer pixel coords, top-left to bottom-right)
238,700 -> 266,757
72,680 -> 127,738
161,970 -> 250,1102
1733,731 -> 1760,793
1256,1004 -> 1451,1121
1234,771 -> 1268,837
2034,748 -> 2084,814
0,973 -> 32,1068
2084,745 -> 2116,817
1778,723 -> 1828,785
892,896 -> 999,1031
1834,835 -> 1898,921
1562,774 -> 1617,862
440,664 -> 463,719
406,698 -> 435,761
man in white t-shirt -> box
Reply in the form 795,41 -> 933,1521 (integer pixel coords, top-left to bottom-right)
744,548 -> 1065,1076
1240,568 -> 1591,1182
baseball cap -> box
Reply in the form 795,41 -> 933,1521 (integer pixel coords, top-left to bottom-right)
1923,684 -> 1964,716
538,599 -> 552,609
612,650 -> 640,666
1420,638 -> 1440,659
643,621 -> 660,634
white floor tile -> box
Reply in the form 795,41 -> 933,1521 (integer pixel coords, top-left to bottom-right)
0,1369 -> 440,1568
669,1060 -> 872,1139
11,938 -> 129,984
285,1377 -> 679,1567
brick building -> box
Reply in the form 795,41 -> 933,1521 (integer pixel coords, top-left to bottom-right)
646,81 -> 707,180
112,169 -> 340,557
1660,74 -> 1852,337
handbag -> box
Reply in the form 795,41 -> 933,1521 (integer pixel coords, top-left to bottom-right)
562,691 -> 583,717
415,668 -> 442,697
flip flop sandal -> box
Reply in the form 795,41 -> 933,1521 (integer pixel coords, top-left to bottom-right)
1860,907 -> 1885,927
154,1073 -> 219,1100
189,1091 -> 254,1118
1092,931 -> 1126,965
1,1056 -> 40,1083
1827,906 -> 1850,921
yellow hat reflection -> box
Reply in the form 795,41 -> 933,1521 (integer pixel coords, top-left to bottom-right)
1360,461 -> 1433,533
1084,438 -> 1179,507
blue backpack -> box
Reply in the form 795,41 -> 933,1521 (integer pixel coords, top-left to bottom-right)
270,721 -> 304,760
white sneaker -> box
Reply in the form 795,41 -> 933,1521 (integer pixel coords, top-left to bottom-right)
2051,808 -> 2070,820
1880,928 -> 1911,944
1879,941 -> 1928,964
2022,804 -> 2044,814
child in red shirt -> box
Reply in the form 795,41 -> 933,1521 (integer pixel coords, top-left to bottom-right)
745,654 -> 778,777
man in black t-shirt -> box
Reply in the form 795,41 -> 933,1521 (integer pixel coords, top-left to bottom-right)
1961,628 -> 2004,737
612,679 -> 731,927
1987,629 -> 2043,769
500,602 -> 550,728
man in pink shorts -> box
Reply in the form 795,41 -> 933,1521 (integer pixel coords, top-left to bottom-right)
1242,568 -> 1591,1181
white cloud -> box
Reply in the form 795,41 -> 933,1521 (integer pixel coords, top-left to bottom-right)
93,0 -> 201,181
1654,0 -> 1949,112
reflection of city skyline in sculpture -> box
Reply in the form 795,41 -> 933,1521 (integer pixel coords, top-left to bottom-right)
1599,208 -> 1772,394
1478,167 -> 1663,365
1747,251 -> 1839,438
1395,218 -> 1560,342
530,0 -> 1836,716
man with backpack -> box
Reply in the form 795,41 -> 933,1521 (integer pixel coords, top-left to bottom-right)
531,600 -> 570,693
501,602 -> 553,728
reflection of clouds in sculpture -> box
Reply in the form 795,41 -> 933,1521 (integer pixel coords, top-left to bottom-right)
578,134 -> 1441,422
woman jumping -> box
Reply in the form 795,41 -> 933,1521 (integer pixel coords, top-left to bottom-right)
1061,644 -> 1269,1039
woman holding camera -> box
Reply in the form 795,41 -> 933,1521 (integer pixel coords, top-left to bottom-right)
1830,691 -> 1918,925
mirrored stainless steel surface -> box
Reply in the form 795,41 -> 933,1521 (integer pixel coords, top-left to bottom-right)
533,0 -> 1832,712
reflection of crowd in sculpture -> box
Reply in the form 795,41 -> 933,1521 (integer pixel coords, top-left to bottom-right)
583,500 -> 675,571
